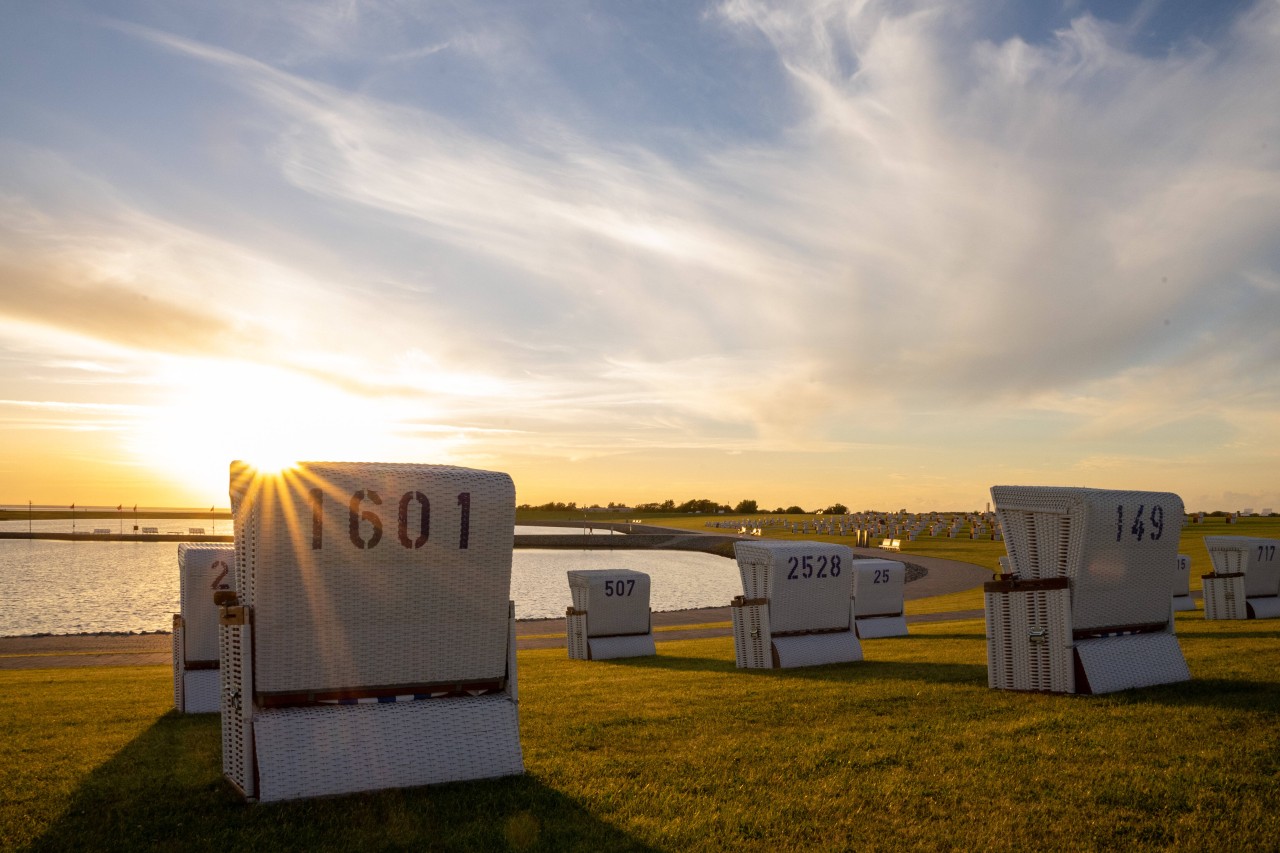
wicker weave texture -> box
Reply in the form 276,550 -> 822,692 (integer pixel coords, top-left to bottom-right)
588,634 -> 657,659
252,696 -> 524,803
177,543 -> 235,665
1171,554 -> 1195,611
1202,574 -> 1247,620
1249,597 -> 1280,618
566,612 -> 588,660
1172,554 -> 1191,597
991,486 -> 1184,632
181,670 -> 222,714
1203,536 -> 1280,598
851,559 -> 905,620
172,619 -> 183,710
220,620 -> 255,798
854,615 -> 909,639
567,569 -> 652,637
771,631 -> 863,668
230,461 -> 515,694
505,600 -> 519,705
984,586 -> 1073,692
1074,632 -> 1190,694
733,541 -> 854,634
731,601 -> 770,669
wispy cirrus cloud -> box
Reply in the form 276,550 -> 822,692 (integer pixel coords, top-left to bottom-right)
0,0 -> 1276,507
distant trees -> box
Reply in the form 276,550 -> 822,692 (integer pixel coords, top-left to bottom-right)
519,497 -> 850,515
676,498 -> 729,514
635,499 -> 677,512
631,497 -> 732,513
517,501 -> 579,511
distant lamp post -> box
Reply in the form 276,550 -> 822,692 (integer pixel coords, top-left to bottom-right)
211,505 -> 216,535
28,500 -> 32,535
117,504 -> 123,535
70,502 -> 76,534
132,504 -> 138,532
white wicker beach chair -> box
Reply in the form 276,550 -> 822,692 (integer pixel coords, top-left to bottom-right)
731,541 -> 862,669
219,461 -> 522,803
851,558 -> 908,638
988,486 -> 1190,695
1171,554 -> 1196,612
1202,536 -> 1280,620
565,569 -> 655,660
173,543 -> 235,713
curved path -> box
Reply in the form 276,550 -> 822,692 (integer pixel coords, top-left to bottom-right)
515,549 -> 992,649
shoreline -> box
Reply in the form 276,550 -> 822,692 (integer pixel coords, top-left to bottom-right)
0,605 -> 991,669
1,548 -> 995,663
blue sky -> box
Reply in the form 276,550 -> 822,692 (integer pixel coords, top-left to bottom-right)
0,0 -> 1277,511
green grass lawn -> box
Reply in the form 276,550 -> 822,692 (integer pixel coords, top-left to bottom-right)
4,614 -> 1278,852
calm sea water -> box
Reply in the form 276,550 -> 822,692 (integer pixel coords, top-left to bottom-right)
0,524 -> 739,635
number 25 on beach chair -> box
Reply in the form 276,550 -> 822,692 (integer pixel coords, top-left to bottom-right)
219,461 -> 523,803
987,486 -> 1191,695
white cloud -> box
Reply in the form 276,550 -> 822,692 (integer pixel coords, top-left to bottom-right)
2,0 -> 1277,506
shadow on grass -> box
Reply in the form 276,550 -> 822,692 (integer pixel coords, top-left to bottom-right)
881,632 -> 987,641
26,711 -> 657,853
610,653 -> 988,686
1175,630 -> 1280,639
1099,677 -> 1280,712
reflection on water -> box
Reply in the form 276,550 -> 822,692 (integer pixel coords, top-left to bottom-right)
512,550 -> 736,619
0,538 -> 738,635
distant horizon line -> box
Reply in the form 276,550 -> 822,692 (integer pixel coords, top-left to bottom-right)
2,502 -> 1272,517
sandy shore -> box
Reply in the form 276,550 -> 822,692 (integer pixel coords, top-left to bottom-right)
0,548 -> 992,668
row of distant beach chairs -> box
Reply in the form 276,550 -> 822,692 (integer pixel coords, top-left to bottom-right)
171,463 -> 1280,804
89,527 -> 207,534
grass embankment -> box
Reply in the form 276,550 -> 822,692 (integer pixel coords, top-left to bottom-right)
3,616 -> 1278,852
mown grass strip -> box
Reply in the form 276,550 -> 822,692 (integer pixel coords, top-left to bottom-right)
3,618 -> 1277,852
522,622 -> 735,641
0,650 -> 164,660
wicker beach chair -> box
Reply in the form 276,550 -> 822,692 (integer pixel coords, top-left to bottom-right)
987,486 -> 1190,694
851,558 -> 908,638
565,569 -> 656,660
1201,536 -> 1280,620
173,543 -> 235,713
219,461 -> 523,803
731,540 -> 862,669
1171,554 -> 1196,612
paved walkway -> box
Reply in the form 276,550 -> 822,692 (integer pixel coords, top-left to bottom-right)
0,552 -> 995,667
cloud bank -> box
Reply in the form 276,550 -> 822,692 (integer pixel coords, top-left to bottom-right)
0,0 -> 1276,507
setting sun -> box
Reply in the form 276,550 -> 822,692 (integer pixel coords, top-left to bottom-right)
131,359 -> 418,499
